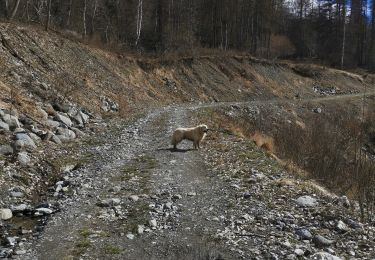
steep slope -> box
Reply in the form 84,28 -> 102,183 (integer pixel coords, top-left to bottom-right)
0,23 -> 368,118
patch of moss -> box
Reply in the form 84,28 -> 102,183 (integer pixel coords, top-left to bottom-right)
79,227 -> 92,238
76,238 -> 90,248
103,244 -> 122,255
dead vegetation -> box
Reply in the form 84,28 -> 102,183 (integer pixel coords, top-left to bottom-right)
198,97 -> 375,221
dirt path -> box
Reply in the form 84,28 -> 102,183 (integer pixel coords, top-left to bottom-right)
17,92 -> 375,260
19,106 -> 241,259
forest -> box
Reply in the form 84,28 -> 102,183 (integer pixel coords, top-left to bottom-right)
1,0 -> 375,70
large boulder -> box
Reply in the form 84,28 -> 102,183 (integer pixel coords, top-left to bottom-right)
28,132 -> 41,143
17,152 -> 31,166
54,113 -> 72,127
37,107 -> 48,120
51,134 -> 62,145
0,120 -> 9,131
46,119 -> 60,129
0,145 -> 14,155
2,114 -> 21,130
56,127 -> 76,140
296,195 -> 318,207
15,133 -> 36,150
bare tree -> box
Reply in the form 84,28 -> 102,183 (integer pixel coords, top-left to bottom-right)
83,0 -> 87,38
135,0 -> 143,46
45,0 -> 51,31
8,0 -> 21,20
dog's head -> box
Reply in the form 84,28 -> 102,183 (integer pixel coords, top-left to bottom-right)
199,124 -> 209,133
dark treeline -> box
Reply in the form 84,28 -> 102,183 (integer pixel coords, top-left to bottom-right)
1,0 -> 375,70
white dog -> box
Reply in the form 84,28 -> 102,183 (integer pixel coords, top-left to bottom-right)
171,124 -> 208,149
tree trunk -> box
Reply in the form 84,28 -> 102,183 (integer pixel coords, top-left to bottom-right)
9,0 -> 21,20
135,0 -> 143,46
341,16 -> 346,68
45,0 -> 51,31
91,0 -> 98,35
83,0 -> 87,38
66,0 -> 73,27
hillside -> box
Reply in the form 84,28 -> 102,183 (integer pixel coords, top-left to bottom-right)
0,23 -> 375,260
0,23 -> 369,116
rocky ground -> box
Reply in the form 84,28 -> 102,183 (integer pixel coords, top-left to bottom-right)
1,100 -> 374,260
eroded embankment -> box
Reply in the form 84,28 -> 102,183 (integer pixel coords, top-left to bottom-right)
196,94 -> 375,221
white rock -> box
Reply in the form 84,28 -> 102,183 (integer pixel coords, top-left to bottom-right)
296,195 -> 318,207
0,120 -> 9,131
15,133 -> 36,150
2,114 -> 20,129
35,208 -> 53,215
0,208 -> 13,220
149,219 -> 157,228
311,252 -> 342,260
126,233 -> 135,240
46,120 -> 60,129
55,114 -> 72,127
17,152 -> 31,166
294,248 -> 304,256
137,225 -> 144,234
129,195 -> 139,202
336,220 -> 349,232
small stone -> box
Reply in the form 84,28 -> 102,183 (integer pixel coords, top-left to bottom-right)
10,191 -> 24,198
0,209 -> 13,220
311,252 -> 342,260
129,195 -> 139,202
164,202 -> 173,210
243,192 -> 251,199
312,235 -> 334,247
35,208 -> 53,215
230,184 -> 241,189
345,219 -> 363,229
96,198 -> 121,207
149,219 -> 157,228
14,250 -> 26,255
172,194 -> 182,200
6,236 -> 18,246
126,233 -> 135,240
336,220 -> 349,232
137,225 -> 144,234
294,248 -> 304,256
11,204 -> 29,213
296,195 -> 318,207
296,229 -> 313,240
